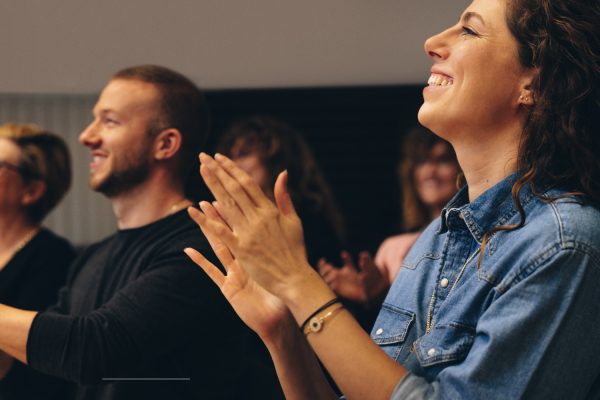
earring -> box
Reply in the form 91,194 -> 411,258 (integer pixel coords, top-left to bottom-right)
519,95 -> 530,102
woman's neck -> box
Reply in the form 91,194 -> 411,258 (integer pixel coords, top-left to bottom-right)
452,124 -> 521,202
0,214 -> 38,249
0,214 -> 40,269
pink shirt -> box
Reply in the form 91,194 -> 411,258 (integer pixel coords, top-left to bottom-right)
374,231 -> 421,283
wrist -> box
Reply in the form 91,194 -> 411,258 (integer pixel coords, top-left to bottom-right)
261,311 -> 301,350
280,267 -> 340,328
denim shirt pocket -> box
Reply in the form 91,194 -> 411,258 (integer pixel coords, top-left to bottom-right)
414,322 -> 475,368
371,304 -> 415,361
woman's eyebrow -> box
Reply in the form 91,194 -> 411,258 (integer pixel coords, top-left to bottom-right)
462,11 -> 486,27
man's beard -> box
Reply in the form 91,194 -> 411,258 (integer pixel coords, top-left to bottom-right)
91,142 -> 152,198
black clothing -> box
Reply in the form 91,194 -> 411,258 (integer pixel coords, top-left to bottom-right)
299,206 -> 344,267
0,228 -> 75,400
0,228 -> 74,310
27,211 -> 281,400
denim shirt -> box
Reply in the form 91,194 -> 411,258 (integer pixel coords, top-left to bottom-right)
371,173 -> 600,399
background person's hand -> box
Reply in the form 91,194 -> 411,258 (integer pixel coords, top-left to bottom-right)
318,251 -> 365,302
319,251 -> 389,305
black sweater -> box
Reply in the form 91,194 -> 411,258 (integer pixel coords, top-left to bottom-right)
0,228 -> 75,400
27,210 -> 281,400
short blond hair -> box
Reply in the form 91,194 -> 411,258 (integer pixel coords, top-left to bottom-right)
0,123 -> 71,222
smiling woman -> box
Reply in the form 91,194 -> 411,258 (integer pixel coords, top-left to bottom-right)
185,0 -> 600,399
0,124 -> 74,399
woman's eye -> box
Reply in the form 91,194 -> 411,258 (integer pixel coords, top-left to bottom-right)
461,26 -> 478,36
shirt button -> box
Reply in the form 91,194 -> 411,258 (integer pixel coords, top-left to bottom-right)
375,328 -> 384,335
427,348 -> 436,356
440,278 -> 449,288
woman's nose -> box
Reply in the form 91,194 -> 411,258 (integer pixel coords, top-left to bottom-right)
424,26 -> 453,61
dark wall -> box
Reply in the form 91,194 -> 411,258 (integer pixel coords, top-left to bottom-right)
204,85 -> 424,254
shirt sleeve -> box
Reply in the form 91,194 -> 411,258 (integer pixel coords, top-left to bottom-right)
391,247 -> 600,399
26,246 -> 236,384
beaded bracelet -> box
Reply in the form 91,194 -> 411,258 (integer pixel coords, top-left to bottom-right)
299,298 -> 341,332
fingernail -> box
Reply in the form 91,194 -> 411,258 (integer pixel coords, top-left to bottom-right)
199,153 -> 213,164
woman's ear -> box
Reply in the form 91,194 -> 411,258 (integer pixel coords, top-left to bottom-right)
21,180 -> 46,207
518,68 -> 538,106
153,128 -> 183,161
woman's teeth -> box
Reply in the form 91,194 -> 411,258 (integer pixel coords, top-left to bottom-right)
428,74 -> 453,86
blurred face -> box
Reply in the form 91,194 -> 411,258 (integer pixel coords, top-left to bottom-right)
0,138 -> 27,213
418,0 -> 530,140
229,145 -> 271,196
414,142 -> 459,210
79,79 -> 161,197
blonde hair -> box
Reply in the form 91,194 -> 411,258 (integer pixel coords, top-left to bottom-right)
0,123 -> 71,222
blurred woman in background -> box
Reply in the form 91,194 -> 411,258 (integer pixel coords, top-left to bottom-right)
0,123 -> 74,399
319,126 -> 459,309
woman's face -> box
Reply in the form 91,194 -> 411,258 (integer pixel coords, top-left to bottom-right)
418,0 -> 532,140
0,138 -> 27,213
229,144 -> 271,196
414,142 -> 459,210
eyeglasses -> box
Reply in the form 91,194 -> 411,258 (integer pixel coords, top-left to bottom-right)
0,159 -> 23,174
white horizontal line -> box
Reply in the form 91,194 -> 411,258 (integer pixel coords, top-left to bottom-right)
102,378 -> 191,381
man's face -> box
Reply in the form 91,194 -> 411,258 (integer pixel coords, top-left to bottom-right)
79,79 -> 162,197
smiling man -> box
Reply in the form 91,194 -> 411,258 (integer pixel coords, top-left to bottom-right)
0,65 -> 281,400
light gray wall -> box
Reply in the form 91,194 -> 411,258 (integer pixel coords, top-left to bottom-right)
1,1 -> 469,94
1,1 -> 470,245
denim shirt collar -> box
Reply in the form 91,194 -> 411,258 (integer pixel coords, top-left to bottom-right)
439,171 -> 536,243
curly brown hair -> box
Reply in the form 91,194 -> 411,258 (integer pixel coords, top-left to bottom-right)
478,0 -> 600,265
509,0 -> 600,201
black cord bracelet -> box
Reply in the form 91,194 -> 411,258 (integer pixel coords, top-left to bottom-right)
300,298 -> 341,332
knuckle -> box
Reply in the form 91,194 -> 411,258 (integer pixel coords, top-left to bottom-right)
263,208 -> 279,220
239,175 -> 253,187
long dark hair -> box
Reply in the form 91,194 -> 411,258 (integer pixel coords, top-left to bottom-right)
509,0 -> 600,202
478,0 -> 600,265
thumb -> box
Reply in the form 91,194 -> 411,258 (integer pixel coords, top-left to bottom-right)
274,170 -> 298,217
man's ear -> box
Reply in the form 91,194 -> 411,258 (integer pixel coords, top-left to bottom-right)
154,128 -> 183,161
21,180 -> 46,207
